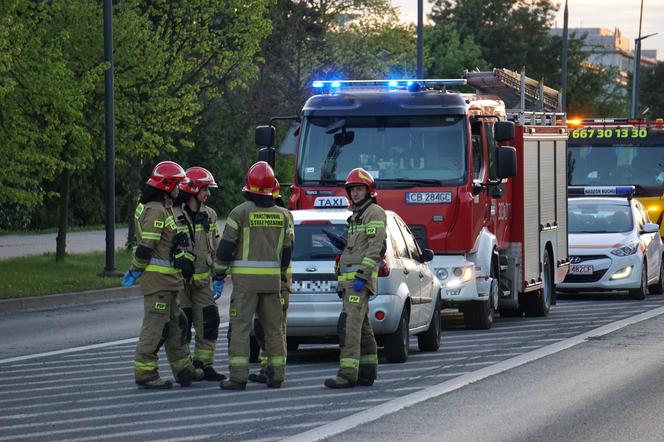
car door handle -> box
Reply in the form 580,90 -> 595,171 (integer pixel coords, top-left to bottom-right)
419,273 -> 424,279
403,268 -> 410,275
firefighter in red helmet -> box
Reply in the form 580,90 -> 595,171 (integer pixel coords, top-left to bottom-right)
173,166 -> 226,381
122,161 -> 204,389
249,179 -> 295,384
324,167 -> 385,388
213,162 -> 292,390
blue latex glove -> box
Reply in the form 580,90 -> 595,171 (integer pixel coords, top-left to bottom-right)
322,229 -> 347,251
213,279 -> 225,300
353,277 -> 366,293
122,270 -> 142,287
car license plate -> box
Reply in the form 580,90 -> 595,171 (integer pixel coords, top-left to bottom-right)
291,280 -> 338,294
405,192 -> 452,204
570,264 -> 594,275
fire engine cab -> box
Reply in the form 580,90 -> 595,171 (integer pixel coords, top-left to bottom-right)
256,68 -> 569,329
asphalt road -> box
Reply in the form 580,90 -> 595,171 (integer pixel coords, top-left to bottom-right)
2,293 -> 664,441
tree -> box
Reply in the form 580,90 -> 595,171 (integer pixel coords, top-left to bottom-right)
639,62 -> 664,119
425,22 -> 487,78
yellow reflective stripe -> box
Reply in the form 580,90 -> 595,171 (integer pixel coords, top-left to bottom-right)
194,349 -> 214,362
229,356 -> 249,367
145,265 -> 180,274
171,356 -> 191,373
134,203 -> 144,220
338,271 -> 378,282
141,231 -> 161,240
231,267 -> 282,275
340,358 -> 359,368
269,356 -> 287,366
361,257 -> 377,268
259,356 -> 269,367
192,271 -> 210,280
226,217 -> 239,231
165,216 -> 177,230
242,227 -> 250,261
134,360 -> 157,372
360,354 -> 378,364
194,226 -> 207,231
132,257 -> 147,270
366,220 -> 385,227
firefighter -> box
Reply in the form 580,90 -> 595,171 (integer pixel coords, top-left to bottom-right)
122,161 -> 204,389
249,179 -> 294,384
174,166 -> 226,382
324,168 -> 385,389
213,162 -> 292,390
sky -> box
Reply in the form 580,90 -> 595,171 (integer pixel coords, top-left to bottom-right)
390,0 -> 663,60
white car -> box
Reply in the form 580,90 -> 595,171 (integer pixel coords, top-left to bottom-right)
559,188 -> 664,299
285,208 -> 442,363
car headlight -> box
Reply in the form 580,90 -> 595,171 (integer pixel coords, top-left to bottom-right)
435,268 -> 448,281
610,266 -> 633,280
610,241 -> 640,256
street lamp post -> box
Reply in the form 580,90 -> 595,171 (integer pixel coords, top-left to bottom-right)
417,0 -> 424,79
630,0 -> 657,118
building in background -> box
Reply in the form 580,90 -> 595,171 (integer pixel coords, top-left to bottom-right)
549,27 -> 657,85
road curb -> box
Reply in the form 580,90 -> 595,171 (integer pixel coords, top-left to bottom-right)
0,286 -> 142,314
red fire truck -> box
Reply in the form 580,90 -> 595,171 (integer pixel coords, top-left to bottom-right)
256,68 -> 569,329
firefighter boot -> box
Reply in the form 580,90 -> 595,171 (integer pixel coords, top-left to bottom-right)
324,374 -> 356,389
356,365 -> 377,386
176,366 -> 204,387
248,367 -> 268,384
220,379 -> 247,391
136,377 -> 173,390
193,359 -> 226,382
265,367 -> 282,389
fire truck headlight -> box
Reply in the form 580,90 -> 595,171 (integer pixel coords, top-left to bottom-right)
445,265 -> 474,289
435,268 -> 448,281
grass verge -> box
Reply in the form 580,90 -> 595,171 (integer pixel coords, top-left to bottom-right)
0,250 -> 132,299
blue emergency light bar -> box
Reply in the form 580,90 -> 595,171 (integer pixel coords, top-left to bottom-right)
568,186 -> 635,198
311,79 -> 467,90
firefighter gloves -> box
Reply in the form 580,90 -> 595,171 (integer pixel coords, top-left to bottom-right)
212,279 -> 224,300
352,277 -> 366,293
122,270 -> 142,287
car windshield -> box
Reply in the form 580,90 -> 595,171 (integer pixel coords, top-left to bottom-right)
297,115 -> 466,185
292,223 -> 348,261
568,202 -> 633,233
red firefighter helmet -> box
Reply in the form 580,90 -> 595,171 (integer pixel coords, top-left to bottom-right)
180,166 -> 218,195
146,161 -> 188,192
242,161 -> 276,196
345,167 -> 377,198
272,179 -> 281,199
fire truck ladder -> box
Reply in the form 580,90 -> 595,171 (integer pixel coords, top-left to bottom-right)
464,68 -> 565,125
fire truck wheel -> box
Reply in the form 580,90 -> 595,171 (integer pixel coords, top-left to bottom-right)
647,256 -> 664,295
523,251 -> 553,317
463,299 -> 493,330
417,297 -> 441,352
384,306 -> 410,363
629,261 -> 648,300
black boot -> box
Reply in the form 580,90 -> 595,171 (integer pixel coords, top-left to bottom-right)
324,375 -> 355,389
248,372 -> 268,383
176,366 -> 204,387
202,366 -> 226,381
136,377 -> 173,390
357,365 -> 377,386
220,380 -> 247,390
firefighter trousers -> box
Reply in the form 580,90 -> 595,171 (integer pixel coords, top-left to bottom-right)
228,290 -> 285,384
337,287 -> 378,382
180,282 -> 220,367
256,290 -> 289,373
134,291 -> 194,383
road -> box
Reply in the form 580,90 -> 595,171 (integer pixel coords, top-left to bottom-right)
2,293 -> 664,441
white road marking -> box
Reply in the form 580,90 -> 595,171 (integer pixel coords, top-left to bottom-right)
283,305 -> 664,442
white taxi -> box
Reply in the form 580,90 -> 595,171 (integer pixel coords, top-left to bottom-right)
558,186 -> 664,299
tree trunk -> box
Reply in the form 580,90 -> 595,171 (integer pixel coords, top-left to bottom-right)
126,155 -> 140,249
55,169 -> 71,262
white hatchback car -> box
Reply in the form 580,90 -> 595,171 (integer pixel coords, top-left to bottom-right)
559,187 -> 664,299
285,208 -> 442,363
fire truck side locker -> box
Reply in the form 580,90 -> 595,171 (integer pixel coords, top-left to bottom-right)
498,124 -> 569,316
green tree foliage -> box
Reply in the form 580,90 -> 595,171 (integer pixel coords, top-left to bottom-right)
639,62 -> 664,119
425,23 -> 487,78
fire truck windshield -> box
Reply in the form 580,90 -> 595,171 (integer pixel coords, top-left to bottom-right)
297,115 -> 466,186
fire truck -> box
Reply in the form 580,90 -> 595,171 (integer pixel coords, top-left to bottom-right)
567,118 -> 664,236
256,68 -> 569,329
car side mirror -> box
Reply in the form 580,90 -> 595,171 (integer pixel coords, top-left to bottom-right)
494,121 -> 515,142
642,223 -> 659,234
420,248 -> 434,263
495,146 -> 517,179
255,125 -> 276,147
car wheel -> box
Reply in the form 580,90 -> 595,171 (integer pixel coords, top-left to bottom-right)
417,297 -> 441,352
384,306 -> 410,363
648,256 -> 664,295
286,338 -> 300,351
463,299 -> 493,329
629,261 -> 648,300
249,336 -> 260,363
523,251 -> 553,317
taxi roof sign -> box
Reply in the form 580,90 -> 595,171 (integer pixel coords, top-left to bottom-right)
313,196 -> 349,208
568,186 -> 635,199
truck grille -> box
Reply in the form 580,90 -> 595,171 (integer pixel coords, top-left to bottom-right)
563,269 -> 607,283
